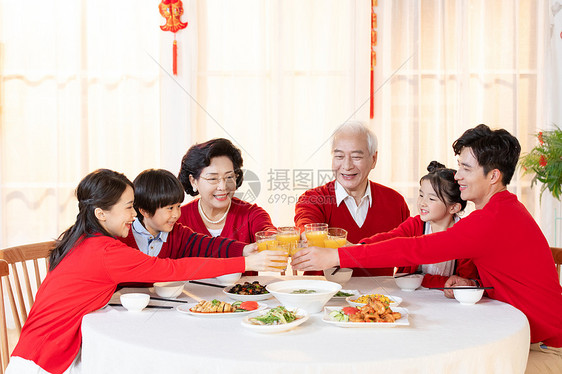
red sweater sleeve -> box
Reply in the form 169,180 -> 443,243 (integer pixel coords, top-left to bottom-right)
339,211 -> 491,270
103,240 -> 245,284
164,223 -> 246,259
359,216 -> 422,244
246,204 -> 276,241
360,217 -> 421,275
294,187 -> 332,230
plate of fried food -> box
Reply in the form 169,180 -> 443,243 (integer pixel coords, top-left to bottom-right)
177,299 -> 266,317
323,305 -> 409,328
241,306 -> 309,333
223,281 -> 272,301
346,293 -> 402,307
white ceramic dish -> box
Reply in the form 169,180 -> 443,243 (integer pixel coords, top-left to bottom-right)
453,287 -> 484,305
346,294 -> 402,307
241,308 -> 309,333
120,293 -> 150,312
176,302 -> 267,317
332,289 -> 360,299
322,306 -> 409,328
266,280 -> 341,314
394,273 -> 424,291
153,281 -> 185,298
222,287 -> 272,301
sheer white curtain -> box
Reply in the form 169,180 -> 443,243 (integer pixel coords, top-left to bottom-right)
0,0 -> 172,246
193,0 -> 551,234
0,0 -> 556,247
192,0 -> 364,226
373,0 -> 548,220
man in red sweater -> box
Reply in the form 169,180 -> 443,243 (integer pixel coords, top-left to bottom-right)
293,124 -> 562,373
294,121 -> 410,276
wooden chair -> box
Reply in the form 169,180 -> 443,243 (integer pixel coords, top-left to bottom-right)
0,240 -> 54,371
551,247 -> 562,280
0,260 -> 10,373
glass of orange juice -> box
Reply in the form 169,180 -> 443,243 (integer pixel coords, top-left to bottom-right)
277,226 -> 300,253
255,230 -> 278,252
304,223 -> 328,247
266,241 -> 289,270
324,227 -> 348,248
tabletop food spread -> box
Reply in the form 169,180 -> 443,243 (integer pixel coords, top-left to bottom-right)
82,275 -> 531,374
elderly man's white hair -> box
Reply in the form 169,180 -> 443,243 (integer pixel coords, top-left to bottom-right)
331,121 -> 378,156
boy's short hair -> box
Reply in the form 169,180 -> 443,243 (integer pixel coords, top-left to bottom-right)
133,169 -> 185,221
452,124 -> 521,186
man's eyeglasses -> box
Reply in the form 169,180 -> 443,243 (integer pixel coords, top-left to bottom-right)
199,174 -> 238,185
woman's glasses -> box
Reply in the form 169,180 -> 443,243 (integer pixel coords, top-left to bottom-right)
199,173 -> 238,185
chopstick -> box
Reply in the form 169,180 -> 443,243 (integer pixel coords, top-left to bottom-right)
394,271 -> 422,279
428,287 -> 494,290
331,267 -> 340,275
108,304 -> 173,309
188,280 -> 225,288
150,296 -> 188,303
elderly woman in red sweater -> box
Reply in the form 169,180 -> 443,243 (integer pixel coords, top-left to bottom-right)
177,138 -> 275,243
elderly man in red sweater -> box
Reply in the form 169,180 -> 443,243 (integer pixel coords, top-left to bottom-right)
294,121 -> 410,276
292,124 -> 562,373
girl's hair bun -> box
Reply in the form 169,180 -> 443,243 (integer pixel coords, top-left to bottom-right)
427,160 -> 446,173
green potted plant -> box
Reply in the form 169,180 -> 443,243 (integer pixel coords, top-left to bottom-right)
520,128 -> 562,200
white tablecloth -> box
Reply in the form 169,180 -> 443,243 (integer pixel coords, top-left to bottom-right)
81,276 -> 530,374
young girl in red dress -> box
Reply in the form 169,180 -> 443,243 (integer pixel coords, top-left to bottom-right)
360,161 -> 479,289
6,169 -> 280,374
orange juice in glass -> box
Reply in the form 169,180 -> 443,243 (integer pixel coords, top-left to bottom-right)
277,226 -> 300,256
324,227 -> 348,248
266,241 -> 289,270
255,230 -> 277,252
304,223 -> 328,247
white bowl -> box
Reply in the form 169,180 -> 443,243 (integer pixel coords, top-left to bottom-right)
215,273 -> 242,286
266,280 -> 342,314
453,287 -> 484,305
120,293 -> 150,312
394,273 -> 424,291
154,281 -> 185,298
323,267 -> 353,285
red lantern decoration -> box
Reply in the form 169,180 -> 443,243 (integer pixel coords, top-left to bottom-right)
159,0 -> 188,75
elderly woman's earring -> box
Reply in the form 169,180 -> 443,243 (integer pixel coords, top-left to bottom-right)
193,185 -> 197,192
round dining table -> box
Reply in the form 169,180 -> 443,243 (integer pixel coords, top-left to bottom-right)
81,275 -> 530,373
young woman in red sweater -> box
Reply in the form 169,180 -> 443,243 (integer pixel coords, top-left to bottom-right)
360,161 -> 478,289
7,169 -> 281,374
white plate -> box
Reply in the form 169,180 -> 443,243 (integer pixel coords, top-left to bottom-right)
322,306 -> 409,328
346,294 -> 403,307
222,287 -> 272,301
332,289 -> 360,299
241,308 -> 309,333
176,302 -> 267,317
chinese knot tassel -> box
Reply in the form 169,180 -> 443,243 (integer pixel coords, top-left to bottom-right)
173,40 -> 178,75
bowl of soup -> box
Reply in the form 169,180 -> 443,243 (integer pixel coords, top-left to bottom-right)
266,279 -> 341,313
